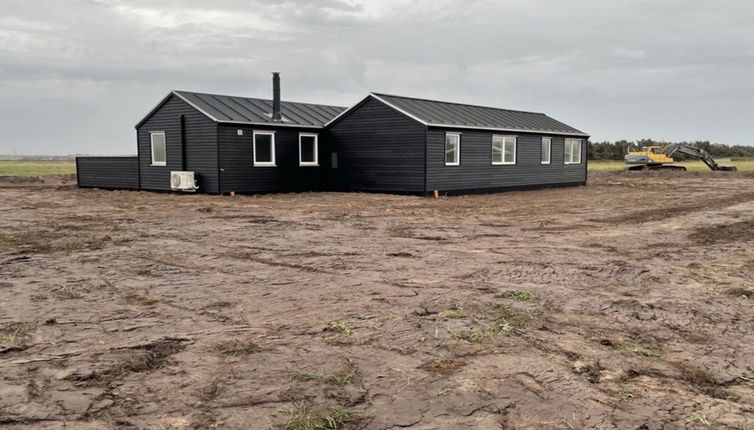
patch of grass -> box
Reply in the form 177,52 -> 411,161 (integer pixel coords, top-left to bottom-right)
618,387 -> 636,399
419,358 -> 466,375
438,310 -> 466,319
619,343 -> 661,358
0,160 -> 76,176
328,321 -> 353,336
465,322 -> 515,343
0,322 -> 35,345
675,362 -> 716,387
461,304 -> 533,343
214,337 -> 265,355
295,371 -> 354,387
688,412 -> 712,426
496,290 -> 540,301
282,403 -> 353,430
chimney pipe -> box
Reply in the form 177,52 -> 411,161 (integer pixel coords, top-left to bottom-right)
272,72 -> 281,121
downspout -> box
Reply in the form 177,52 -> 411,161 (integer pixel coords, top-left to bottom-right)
584,138 -> 589,185
179,114 -> 187,171
75,157 -> 80,188
215,123 -> 221,194
135,127 -> 142,190
423,126 -> 428,195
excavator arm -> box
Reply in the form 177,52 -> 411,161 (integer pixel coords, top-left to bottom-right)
663,143 -> 737,171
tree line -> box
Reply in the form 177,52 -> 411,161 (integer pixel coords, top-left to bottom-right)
588,139 -> 754,161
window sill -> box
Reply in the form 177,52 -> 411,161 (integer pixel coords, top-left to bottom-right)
564,162 -> 581,165
253,163 -> 277,167
445,163 -> 460,166
151,163 -> 167,167
299,163 -> 319,167
492,162 -> 516,166
541,161 -> 551,165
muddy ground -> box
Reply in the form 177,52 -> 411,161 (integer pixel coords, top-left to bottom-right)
0,172 -> 752,429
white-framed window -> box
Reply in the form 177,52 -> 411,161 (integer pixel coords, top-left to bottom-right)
149,131 -> 166,166
564,138 -> 583,164
445,132 -> 461,166
299,133 -> 318,166
492,135 -> 516,165
253,131 -> 276,166
541,137 -> 552,164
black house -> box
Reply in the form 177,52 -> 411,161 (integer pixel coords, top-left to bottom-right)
77,74 -> 589,195
327,93 -> 589,194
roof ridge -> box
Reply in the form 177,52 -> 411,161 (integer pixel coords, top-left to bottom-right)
370,92 -> 546,116
172,89 -> 347,110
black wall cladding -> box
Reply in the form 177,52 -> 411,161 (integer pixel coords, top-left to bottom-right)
76,157 -> 139,189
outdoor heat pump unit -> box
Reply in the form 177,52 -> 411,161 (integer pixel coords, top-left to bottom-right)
170,171 -> 198,192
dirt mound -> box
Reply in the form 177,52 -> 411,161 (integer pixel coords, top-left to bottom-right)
690,218 -> 754,244
0,174 -> 75,186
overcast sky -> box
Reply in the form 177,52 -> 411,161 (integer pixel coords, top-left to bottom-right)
1,0 -> 752,155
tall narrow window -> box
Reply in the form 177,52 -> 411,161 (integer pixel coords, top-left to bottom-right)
541,137 -> 552,164
445,132 -> 460,166
492,135 -> 516,165
564,138 -> 582,164
299,133 -> 318,166
253,131 -> 276,166
150,131 -> 166,166
331,152 -> 338,169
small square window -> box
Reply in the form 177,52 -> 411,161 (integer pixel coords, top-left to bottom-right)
253,131 -> 276,166
299,133 -> 318,166
445,133 -> 460,166
150,131 -> 166,166
492,135 -> 516,165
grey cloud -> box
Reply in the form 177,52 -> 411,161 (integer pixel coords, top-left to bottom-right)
0,0 -> 752,155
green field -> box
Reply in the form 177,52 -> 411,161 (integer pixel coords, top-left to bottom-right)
588,159 -> 754,172
2,158 -> 752,178
0,160 -> 76,176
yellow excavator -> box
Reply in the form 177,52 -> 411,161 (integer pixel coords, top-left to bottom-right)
624,143 -> 737,171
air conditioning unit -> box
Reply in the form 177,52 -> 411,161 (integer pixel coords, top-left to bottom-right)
170,171 -> 198,192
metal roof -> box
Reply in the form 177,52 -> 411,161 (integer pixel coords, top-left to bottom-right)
137,90 -> 347,129
363,93 -> 588,136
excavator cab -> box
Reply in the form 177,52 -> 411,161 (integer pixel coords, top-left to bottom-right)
624,145 -> 675,167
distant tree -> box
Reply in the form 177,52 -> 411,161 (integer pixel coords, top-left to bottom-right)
587,139 -> 754,160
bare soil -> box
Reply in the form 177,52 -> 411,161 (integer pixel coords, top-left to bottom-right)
1,172 -> 752,429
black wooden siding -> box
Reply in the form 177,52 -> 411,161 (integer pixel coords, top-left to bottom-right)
136,95 -> 219,193
327,96 -> 426,193
77,157 -> 139,189
425,128 -> 586,192
217,124 -> 329,193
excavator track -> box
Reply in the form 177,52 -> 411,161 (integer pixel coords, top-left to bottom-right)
626,164 -> 687,171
